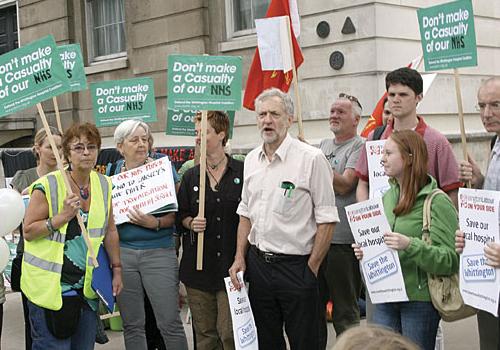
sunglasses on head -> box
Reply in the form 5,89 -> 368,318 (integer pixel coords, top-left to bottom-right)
339,93 -> 362,110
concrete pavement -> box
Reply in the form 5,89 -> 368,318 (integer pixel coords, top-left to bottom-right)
1,291 -> 480,349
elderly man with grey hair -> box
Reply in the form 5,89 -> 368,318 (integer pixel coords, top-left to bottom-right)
107,119 -> 187,350
229,88 -> 339,349
318,93 -> 364,342
456,76 -> 500,350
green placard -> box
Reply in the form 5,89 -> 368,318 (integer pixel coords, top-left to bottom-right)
166,109 -> 235,138
91,77 -> 157,127
57,44 -> 87,92
417,0 -> 477,71
167,54 -> 242,111
0,35 -> 70,118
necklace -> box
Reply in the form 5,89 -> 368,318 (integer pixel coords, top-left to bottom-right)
69,172 -> 90,200
207,155 -> 226,170
206,161 -> 227,191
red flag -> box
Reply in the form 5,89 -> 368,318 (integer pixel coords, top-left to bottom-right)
360,92 -> 387,138
243,0 -> 303,110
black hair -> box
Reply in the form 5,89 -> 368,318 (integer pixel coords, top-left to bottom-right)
385,67 -> 423,96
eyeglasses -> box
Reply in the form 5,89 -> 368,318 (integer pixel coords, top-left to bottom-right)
70,144 -> 98,153
339,93 -> 363,110
476,101 -> 500,113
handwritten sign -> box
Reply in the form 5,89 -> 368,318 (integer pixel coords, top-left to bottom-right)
366,140 -> 390,199
346,198 -> 408,303
458,188 -> 500,316
111,158 -> 177,225
224,271 -> 258,350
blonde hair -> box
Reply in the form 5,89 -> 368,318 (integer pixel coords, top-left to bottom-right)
32,127 -> 62,161
333,326 -> 420,350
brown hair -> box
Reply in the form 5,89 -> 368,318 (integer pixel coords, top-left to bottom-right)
62,123 -> 102,161
389,130 -> 429,216
32,127 -> 63,161
195,111 -> 230,146
333,325 -> 419,350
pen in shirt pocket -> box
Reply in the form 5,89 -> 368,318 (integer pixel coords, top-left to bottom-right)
280,181 -> 295,198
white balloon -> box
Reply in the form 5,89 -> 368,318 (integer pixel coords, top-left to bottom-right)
0,188 -> 26,237
0,239 -> 10,273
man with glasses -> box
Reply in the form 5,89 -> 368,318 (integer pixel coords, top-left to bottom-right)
456,77 -> 500,350
318,94 -> 364,340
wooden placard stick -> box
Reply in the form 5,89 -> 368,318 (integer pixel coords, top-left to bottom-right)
284,15 -> 304,140
453,68 -> 471,188
196,110 -> 208,270
36,103 -> 98,267
53,96 -> 63,134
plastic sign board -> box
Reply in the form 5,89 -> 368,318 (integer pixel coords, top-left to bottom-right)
166,109 -> 235,138
417,0 -> 477,71
458,188 -> 500,316
91,77 -> 157,127
167,54 -> 242,111
57,44 -> 87,92
0,35 -> 70,117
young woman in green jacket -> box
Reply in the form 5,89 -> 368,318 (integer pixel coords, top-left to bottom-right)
353,130 -> 458,350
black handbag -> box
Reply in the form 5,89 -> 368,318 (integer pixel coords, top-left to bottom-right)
44,294 -> 83,339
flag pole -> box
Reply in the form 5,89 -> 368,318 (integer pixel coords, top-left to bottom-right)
284,16 -> 304,139
196,110 -> 208,270
36,103 -> 98,267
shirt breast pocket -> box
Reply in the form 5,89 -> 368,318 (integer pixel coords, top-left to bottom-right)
272,186 -> 297,216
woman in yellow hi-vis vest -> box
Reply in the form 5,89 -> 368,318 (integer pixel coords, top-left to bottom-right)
22,123 -> 123,350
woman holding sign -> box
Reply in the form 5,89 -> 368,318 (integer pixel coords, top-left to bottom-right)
22,123 -> 122,350
109,120 -> 188,350
177,111 -> 243,350
353,130 -> 458,350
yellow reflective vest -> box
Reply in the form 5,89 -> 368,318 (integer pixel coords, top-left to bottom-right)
21,170 -> 112,311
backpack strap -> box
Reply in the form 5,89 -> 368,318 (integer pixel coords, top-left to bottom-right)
372,125 -> 387,141
422,188 -> 450,245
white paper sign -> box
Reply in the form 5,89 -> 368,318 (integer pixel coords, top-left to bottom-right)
255,16 -> 292,72
224,271 -> 258,350
346,198 -> 408,303
366,140 -> 390,199
458,188 -> 500,316
111,157 -> 177,225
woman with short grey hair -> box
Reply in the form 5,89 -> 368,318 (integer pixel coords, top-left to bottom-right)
107,119 -> 187,350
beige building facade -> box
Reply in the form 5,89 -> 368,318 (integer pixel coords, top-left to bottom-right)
0,0 -> 499,166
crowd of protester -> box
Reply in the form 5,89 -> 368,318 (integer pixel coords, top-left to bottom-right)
1,69 -> 499,350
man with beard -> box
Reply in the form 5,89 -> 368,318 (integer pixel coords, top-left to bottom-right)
229,88 -> 339,350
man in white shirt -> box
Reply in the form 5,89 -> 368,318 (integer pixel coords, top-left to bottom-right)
229,88 -> 339,349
